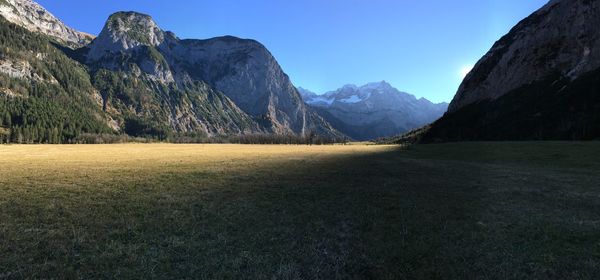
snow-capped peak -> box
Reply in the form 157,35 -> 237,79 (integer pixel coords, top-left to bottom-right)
299,81 -> 440,109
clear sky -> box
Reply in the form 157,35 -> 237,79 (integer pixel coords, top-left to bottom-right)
37,0 -> 548,103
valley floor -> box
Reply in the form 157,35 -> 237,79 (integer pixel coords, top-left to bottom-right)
0,142 -> 599,279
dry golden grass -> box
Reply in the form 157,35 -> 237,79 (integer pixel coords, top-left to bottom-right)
0,144 -> 396,190
1,142 -> 599,279
0,144 -> 401,279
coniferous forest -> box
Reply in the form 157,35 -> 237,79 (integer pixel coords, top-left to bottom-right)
0,17 -> 112,143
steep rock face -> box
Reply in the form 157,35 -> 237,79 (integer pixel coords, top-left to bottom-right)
0,0 -> 93,47
85,12 -> 262,137
86,13 -> 176,84
172,37 -> 337,136
301,82 -> 447,140
86,12 -> 340,138
427,0 -> 600,141
87,12 -> 166,61
449,0 -> 600,112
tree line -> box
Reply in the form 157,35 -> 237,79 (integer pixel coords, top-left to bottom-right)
70,132 -> 349,145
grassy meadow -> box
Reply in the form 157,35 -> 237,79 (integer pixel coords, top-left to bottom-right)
1,142 -> 599,279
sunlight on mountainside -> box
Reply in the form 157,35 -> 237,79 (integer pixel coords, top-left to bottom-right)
459,65 -> 474,79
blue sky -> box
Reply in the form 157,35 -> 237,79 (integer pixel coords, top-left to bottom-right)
37,0 -> 548,103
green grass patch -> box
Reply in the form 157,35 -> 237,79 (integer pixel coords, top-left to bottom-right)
0,143 -> 598,279
405,141 -> 600,168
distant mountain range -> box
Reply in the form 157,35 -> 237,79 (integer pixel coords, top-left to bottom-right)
0,0 -> 341,143
424,0 -> 600,141
299,82 -> 447,140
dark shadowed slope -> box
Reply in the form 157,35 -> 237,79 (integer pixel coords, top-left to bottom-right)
424,0 -> 600,141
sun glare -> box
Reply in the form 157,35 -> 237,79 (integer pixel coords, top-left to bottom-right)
460,65 -> 474,79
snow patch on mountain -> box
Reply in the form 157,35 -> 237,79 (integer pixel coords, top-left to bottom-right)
313,96 -> 335,105
340,94 -> 363,104
299,81 -> 448,140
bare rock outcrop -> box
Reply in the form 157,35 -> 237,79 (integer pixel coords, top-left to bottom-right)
426,0 -> 600,141
86,12 -> 342,137
0,0 -> 93,48
449,0 -> 600,112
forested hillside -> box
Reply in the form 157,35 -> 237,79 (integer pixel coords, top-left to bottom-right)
0,17 -> 112,143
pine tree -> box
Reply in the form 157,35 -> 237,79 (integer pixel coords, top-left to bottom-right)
51,127 -> 59,144
11,127 -> 22,143
1,111 -> 9,127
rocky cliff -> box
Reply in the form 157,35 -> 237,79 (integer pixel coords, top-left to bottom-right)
85,11 -> 340,138
0,0 -> 93,48
426,0 -> 600,141
449,0 -> 600,112
83,12 -> 264,137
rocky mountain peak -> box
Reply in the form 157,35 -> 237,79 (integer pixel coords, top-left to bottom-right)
297,87 -> 318,99
87,11 -> 167,61
426,0 -> 600,141
81,8 -> 341,137
300,82 -> 448,140
106,12 -> 163,44
0,0 -> 93,48
448,0 -> 600,112
341,84 -> 358,90
362,81 -> 393,90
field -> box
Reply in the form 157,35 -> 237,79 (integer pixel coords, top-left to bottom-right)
1,142 -> 599,279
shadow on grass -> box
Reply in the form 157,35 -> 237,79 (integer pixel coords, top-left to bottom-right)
1,144 -> 599,279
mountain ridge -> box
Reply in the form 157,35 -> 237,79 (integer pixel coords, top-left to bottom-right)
300,82 -> 447,140
84,11 -> 340,138
0,0 -> 93,47
448,0 -> 599,112
425,0 -> 600,141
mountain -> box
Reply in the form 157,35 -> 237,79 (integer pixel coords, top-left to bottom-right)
81,12 -> 264,137
0,15 -> 115,144
424,0 -> 600,141
83,11 -> 339,138
0,0 -> 93,48
298,87 -> 322,104
170,37 -> 336,136
300,82 -> 448,140
0,1 -> 342,143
